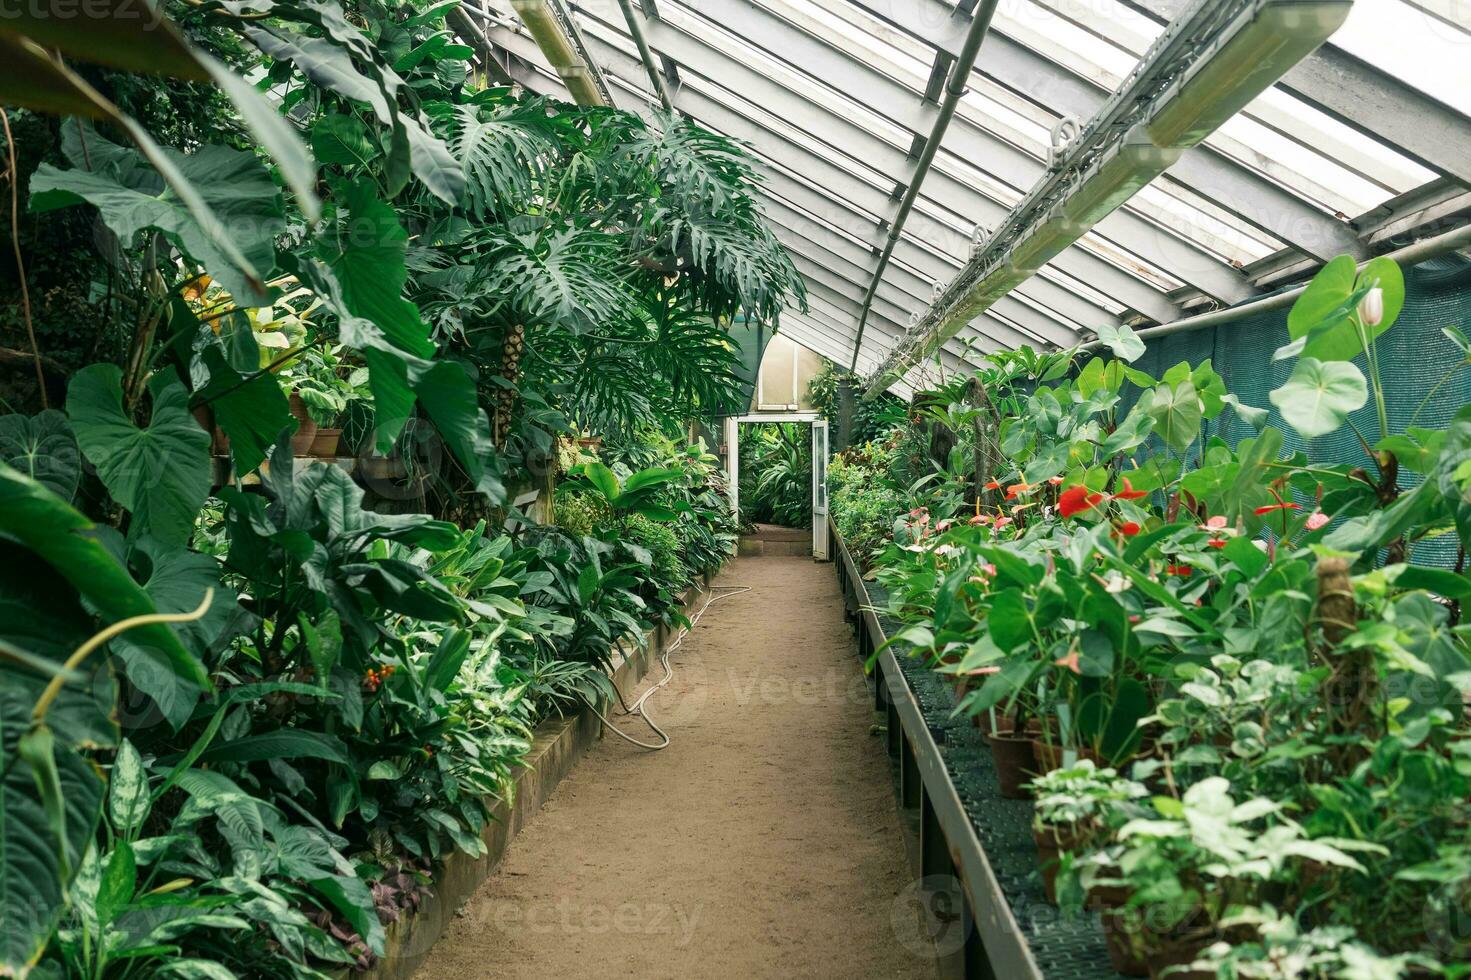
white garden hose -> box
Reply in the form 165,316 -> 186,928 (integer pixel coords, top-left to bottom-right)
594,583 -> 752,750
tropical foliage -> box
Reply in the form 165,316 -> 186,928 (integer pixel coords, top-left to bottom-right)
830,256 -> 1471,978
0,0 -> 785,974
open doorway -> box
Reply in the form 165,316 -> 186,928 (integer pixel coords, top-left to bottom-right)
722,413 -> 829,561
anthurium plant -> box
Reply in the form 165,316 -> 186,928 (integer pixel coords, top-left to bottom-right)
832,254 -> 1471,976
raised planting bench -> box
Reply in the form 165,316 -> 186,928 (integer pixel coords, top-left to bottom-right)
831,518 -> 1123,980
345,576 -> 715,980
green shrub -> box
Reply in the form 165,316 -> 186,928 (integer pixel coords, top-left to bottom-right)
626,514 -> 688,591
554,491 -> 613,537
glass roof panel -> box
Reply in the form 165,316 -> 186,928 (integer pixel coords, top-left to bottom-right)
477,0 -> 1471,368
1333,0 -> 1471,116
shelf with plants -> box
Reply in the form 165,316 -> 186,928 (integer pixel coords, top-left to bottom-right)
0,0 -> 791,975
829,254 -> 1471,979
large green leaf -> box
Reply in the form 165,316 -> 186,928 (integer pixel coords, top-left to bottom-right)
1147,378 -> 1201,453
66,365 -> 211,546
196,729 -> 351,766
1282,255 -> 1402,363
30,130 -> 284,305
110,535 -> 233,731
413,360 -> 505,503
311,113 -> 379,167
1269,357 -> 1367,439
0,463 -> 208,690
246,25 -> 461,205
185,304 -> 295,476
1286,254 -> 1357,350
1094,322 -> 1145,362
0,410 -> 79,502
0,0 -> 204,78
0,696 -> 105,974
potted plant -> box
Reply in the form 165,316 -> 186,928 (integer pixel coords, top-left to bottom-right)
1026,760 -> 1147,904
283,345 -> 370,457
1078,777 -> 1376,978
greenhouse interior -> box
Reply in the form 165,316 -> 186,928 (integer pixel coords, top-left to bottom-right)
4,0 -> 1471,976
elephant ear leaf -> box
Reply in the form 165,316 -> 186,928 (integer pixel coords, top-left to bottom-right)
0,409 -> 79,502
0,701 -> 105,974
1269,358 -> 1367,440
1095,322 -> 1145,363
66,364 -> 211,546
0,461 -> 209,691
29,127 -> 285,306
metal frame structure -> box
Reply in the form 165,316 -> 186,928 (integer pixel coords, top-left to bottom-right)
454,0 -> 1471,398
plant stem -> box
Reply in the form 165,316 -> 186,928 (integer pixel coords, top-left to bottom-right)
31,591 -> 214,726
1355,315 -> 1391,442
1,108 -> 47,409
1408,361 -> 1467,429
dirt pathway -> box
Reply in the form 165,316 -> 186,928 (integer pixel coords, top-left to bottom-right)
414,553 -> 935,980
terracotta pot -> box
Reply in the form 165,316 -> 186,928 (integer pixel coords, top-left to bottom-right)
1031,823 -> 1085,904
288,393 -> 318,455
309,428 -> 342,458
1031,739 -> 1103,775
357,456 -> 408,480
191,404 -> 230,455
985,729 -> 1037,799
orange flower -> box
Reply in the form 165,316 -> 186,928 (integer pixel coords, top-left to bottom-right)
1054,649 -> 1082,674
1059,484 -> 1105,518
1113,478 -> 1148,501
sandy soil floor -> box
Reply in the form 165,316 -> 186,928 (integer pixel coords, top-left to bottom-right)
412,552 -> 935,980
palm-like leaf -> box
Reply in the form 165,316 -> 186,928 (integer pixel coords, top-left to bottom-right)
436,99 -> 559,219
479,226 -> 632,333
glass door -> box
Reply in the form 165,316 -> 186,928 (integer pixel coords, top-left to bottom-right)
811,420 -> 829,561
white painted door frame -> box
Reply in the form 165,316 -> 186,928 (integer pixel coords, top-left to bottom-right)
723,412 -> 828,560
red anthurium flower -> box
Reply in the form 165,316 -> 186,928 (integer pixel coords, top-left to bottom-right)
1305,511 -> 1329,531
1202,515 -> 1228,530
969,514 -> 992,526
1059,484 -> 1106,518
984,480 -> 1002,490
1119,521 -> 1141,536
1113,478 -> 1148,501
1004,482 -> 1034,500
1255,502 -> 1302,515
1166,563 -> 1193,577
994,516 -> 1014,529
1208,538 -> 1228,549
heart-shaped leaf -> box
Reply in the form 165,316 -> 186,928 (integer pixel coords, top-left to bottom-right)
1095,322 -> 1145,362
1147,379 -> 1201,453
1269,358 -> 1367,439
0,409 -> 79,502
66,365 -> 211,546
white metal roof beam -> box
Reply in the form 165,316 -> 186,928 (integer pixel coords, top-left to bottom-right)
508,0 -> 613,105
640,0 -> 1253,302
849,0 -> 1001,369
838,0 -> 1363,262
1124,0 -> 1471,186
862,0 -> 1353,395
